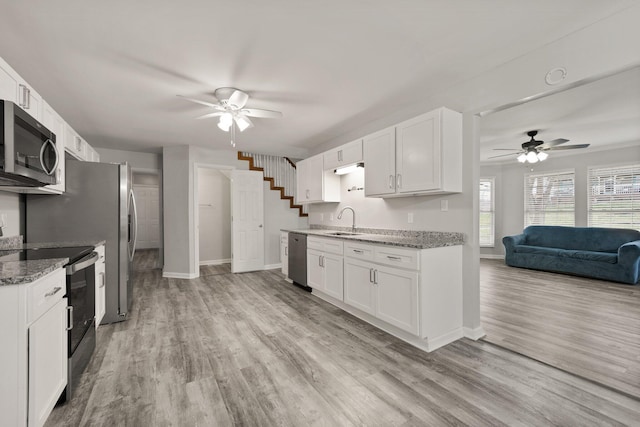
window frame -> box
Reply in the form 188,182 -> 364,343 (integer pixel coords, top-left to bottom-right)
524,169 -> 575,227
479,177 -> 495,247
587,162 -> 640,230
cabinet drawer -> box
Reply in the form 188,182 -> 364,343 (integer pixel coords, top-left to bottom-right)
27,268 -> 66,324
373,245 -> 419,270
308,236 -> 344,255
344,242 -> 374,261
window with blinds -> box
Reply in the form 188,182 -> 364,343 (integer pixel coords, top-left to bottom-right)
479,178 -> 495,246
588,164 -> 640,230
524,170 -> 575,227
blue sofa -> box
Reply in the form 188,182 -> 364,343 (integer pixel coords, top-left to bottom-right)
503,226 -> 640,285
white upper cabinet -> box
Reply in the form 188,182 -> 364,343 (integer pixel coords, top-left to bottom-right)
0,59 -> 19,102
296,154 -> 340,204
364,107 -> 462,198
0,57 -> 41,120
323,139 -> 363,171
363,127 -> 396,197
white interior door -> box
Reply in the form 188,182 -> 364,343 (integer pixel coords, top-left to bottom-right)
133,185 -> 160,249
231,170 -> 264,273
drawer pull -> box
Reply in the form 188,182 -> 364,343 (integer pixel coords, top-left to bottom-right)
45,286 -> 62,297
386,256 -> 402,260
66,306 -> 73,331
353,249 -> 364,254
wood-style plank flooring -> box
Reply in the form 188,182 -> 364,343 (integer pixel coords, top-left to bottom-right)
481,258 -> 640,399
45,254 -> 640,426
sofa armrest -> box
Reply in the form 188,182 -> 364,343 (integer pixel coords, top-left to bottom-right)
618,240 -> 640,265
502,233 -> 526,252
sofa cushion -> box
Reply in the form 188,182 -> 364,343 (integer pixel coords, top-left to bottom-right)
523,226 -> 640,252
558,250 -> 618,264
514,245 -> 563,256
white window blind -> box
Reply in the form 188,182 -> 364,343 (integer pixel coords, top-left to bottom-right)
524,170 -> 575,227
479,178 -> 495,246
588,164 -> 640,230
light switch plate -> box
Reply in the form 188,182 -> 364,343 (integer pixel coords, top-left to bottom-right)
407,212 -> 414,223
441,200 -> 448,211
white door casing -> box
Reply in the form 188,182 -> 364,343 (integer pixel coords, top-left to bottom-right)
231,170 -> 264,273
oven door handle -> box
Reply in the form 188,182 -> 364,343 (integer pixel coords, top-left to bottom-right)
66,251 -> 99,275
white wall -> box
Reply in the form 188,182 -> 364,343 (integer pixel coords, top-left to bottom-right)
197,167 -> 231,264
163,145 -> 308,277
0,192 -> 21,237
307,5 -> 640,334
481,144 -> 640,257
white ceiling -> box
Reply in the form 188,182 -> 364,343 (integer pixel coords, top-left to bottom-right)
0,0 -> 637,158
480,66 -> 640,163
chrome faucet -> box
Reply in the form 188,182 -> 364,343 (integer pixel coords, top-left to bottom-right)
337,206 -> 356,232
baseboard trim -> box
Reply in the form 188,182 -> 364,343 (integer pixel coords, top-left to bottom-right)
480,254 -> 504,260
199,258 -> 231,266
162,271 -> 199,279
463,326 -> 487,340
263,263 -> 281,270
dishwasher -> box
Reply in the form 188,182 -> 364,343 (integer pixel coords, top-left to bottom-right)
288,232 -> 310,290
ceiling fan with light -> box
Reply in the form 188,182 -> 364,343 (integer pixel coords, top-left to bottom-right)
179,87 -> 283,147
488,130 -> 590,163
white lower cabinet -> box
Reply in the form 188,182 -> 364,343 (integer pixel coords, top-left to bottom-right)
307,237 -> 344,301
29,298 -> 68,427
341,241 -> 462,351
95,244 -> 106,327
0,268 -> 68,427
344,258 -> 418,334
280,232 -> 289,277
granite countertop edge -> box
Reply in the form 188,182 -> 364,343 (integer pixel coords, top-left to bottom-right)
0,258 -> 68,286
0,236 -> 106,286
281,227 -> 465,249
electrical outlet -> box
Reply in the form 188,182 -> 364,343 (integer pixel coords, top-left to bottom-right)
441,200 -> 448,211
407,212 -> 413,224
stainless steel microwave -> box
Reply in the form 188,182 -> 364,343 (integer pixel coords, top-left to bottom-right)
0,100 -> 59,186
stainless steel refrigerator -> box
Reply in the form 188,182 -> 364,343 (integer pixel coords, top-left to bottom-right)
26,158 -> 138,324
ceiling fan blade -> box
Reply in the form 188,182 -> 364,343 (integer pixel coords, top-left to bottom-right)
487,152 -> 520,159
228,90 -> 249,109
241,108 -> 283,118
493,148 -> 521,151
545,144 -> 590,151
195,112 -> 224,120
178,95 -> 224,109
539,138 -> 569,149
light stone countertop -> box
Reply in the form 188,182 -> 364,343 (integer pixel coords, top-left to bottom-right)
281,226 -> 465,249
0,236 -> 106,286
0,257 -> 68,286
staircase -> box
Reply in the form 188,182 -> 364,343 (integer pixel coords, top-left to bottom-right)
237,152 -> 308,217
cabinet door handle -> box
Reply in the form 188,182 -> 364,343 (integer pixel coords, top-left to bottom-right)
396,174 -> 402,189
373,269 -> 378,284
45,286 -> 62,297
284,247 -> 288,256
306,189 -> 310,199
19,84 -> 30,109
99,272 -> 106,288
386,256 -> 402,261
389,175 -> 394,189
66,306 -> 74,331
353,249 -> 363,254
369,268 -> 374,283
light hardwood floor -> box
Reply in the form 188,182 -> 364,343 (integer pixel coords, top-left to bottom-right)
45,256 -> 640,426
481,258 -> 640,399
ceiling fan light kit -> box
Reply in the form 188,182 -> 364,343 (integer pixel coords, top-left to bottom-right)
490,130 -> 589,164
180,87 -> 283,147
